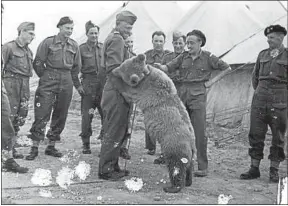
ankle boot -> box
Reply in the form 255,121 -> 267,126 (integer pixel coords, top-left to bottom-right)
25,146 -> 38,161
12,148 -> 24,159
45,146 -> 62,157
3,158 -> 28,173
82,143 -> 91,154
269,167 -> 279,183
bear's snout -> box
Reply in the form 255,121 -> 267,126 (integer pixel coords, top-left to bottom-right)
130,74 -> 140,86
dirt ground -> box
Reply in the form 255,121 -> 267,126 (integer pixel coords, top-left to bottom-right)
1,106 -> 288,205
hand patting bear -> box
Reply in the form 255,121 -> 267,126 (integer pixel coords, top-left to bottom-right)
112,54 -> 197,193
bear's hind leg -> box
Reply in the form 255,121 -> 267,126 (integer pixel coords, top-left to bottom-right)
186,162 -> 193,187
163,160 -> 185,193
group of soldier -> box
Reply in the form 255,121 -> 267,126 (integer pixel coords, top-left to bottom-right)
1,8 -> 287,184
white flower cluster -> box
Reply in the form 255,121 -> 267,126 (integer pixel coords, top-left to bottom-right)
124,177 -> 144,192
218,194 -> 233,204
31,168 -> 52,186
56,166 -> 75,189
16,135 -> 33,146
75,161 -> 91,181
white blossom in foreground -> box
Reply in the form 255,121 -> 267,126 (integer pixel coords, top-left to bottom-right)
97,196 -> 102,201
277,177 -> 287,205
31,169 -> 52,186
56,167 -> 75,189
75,161 -> 91,181
39,189 -> 53,198
16,135 -> 32,146
125,177 -> 143,192
218,194 -> 233,204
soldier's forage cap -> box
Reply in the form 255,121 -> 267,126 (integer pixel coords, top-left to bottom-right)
116,10 -> 137,25
264,24 -> 287,36
17,22 -> 35,32
188,29 -> 206,47
57,16 -> 73,28
173,31 -> 185,42
85,20 -> 99,34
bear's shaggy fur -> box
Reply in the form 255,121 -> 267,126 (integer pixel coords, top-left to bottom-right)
112,54 -> 196,193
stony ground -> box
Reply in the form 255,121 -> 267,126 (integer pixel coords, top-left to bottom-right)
1,106 -> 288,204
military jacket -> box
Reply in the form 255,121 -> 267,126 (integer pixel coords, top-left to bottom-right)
252,45 -> 288,89
79,41 -> 103,74
2,38 -> 33,77
166,50 -> 229,83
144,49 -> 171,66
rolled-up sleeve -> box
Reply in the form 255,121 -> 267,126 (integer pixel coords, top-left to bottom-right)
209,53 -> 230,71
71,45 -> 81,89
166,54 -> 183,73
106,35 -> 125,73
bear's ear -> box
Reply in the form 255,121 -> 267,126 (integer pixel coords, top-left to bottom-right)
112,66 -> 122,77
136,54 -> 146,62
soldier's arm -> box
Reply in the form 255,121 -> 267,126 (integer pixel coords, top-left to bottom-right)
71,45 -> 82,89
33,39 -> 49,77
1,44 -> 12,71
164,54 -> 183,73
106,35 -> 125,73
252,54 -> 261,90
205,53 -> 231,88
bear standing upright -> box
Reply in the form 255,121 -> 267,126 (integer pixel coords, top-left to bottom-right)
112,54 -> 197,193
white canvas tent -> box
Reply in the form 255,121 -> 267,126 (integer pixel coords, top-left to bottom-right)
77,1 -> 184,54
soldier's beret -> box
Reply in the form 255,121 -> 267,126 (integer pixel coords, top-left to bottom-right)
116,10 -> 137,25
172,31 -> 185,42
17,22 -> 35,32
187,29 -> 206,47
264,24 -> 287,36
57,16 -> 73,28
85,20 -> 99,34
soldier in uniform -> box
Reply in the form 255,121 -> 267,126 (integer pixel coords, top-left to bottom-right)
153,31 -> 187,164
240,25 -> 287,183
144,30 -> 171,156
25,17 -> 82,160
98,11 -> 137,181
2,22 -> 35,159
156,30 -> 231,177
78,21 -> 105,154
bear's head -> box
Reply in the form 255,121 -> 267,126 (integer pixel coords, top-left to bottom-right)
112,54 -> 150,87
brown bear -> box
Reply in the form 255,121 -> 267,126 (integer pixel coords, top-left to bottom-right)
112,53 -> 196,193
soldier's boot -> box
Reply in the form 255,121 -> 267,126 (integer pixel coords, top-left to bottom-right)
269,161 -> 280,183
3,158 -> 29,173
82,143 -> 91,154
12,148 -> 24,159
154,153 -> 165,164
98,170 -> 128,181
240,159 -> 261,180
114,164 -> 130,176
45,146 -> 63,158
120,148 -> 131,160
25,146 -> 38,161
147,149 -> 156,155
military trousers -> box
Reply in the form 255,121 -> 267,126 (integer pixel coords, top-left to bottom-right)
178,83 -> 208,171
1,90 -> 15,151
28,68 -> 73,142
2,71 -> 30,134
80,73 -> 104,143
98,76 -> 131,175
248,80 -> 287,162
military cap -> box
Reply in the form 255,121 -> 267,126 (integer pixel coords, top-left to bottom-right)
116,10 -> 137,25
57,16 -> 73,28
264,24 -> 287,36
187,29 -> 206,47
85,20 -> 99,34
172,31 -> 185,42
17,22 -> 35,32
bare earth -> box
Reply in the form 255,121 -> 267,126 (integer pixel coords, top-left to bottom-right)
2,107 -> 287,204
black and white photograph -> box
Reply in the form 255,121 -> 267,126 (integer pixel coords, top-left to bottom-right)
1,1 -> 287,204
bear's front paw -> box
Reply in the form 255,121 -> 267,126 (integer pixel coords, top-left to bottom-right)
163,186 -> 182,193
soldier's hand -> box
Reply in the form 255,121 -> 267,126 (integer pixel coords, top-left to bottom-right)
77,85 -> 85,96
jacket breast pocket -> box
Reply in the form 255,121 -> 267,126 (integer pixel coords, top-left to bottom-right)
66,48 -> 76,65
259,59 -> 270,76
49,46 -> 62,62
82,52 -> 95,67
12,51 -> 25,66
275,59 -> 288,79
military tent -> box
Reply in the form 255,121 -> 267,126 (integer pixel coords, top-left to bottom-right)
77,1 -> 184,54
